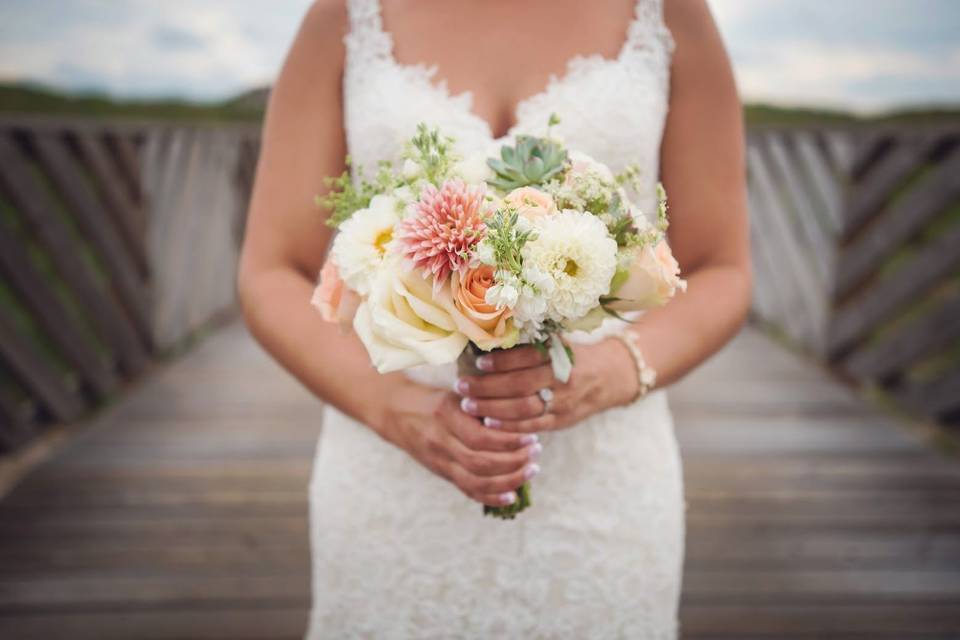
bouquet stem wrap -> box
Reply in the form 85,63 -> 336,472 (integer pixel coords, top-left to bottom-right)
457,344 -> 532,519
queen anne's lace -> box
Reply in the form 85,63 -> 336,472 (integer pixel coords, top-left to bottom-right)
307,1 -> 685,638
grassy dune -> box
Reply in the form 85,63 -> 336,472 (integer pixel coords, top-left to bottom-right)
2,82 -> 958,126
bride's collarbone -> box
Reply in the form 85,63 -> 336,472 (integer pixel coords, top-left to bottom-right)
377,0 -> 640,131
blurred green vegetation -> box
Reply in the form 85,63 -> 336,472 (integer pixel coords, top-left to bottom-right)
2,81 -> 959,125
0,82 -> 266,123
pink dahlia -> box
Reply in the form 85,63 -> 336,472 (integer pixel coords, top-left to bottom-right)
398,179 -> 490,292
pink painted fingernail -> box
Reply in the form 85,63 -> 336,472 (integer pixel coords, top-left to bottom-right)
499,492 -> 516,505
460,397 -> 477,414
528,442 -> 543,461
520,434 -> 538,446
483,417 -> 502,428
476,355 -> 494,371
454,378 -> 469,395
524,463 -> 541,480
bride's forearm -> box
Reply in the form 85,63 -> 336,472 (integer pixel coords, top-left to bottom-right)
624,261 -> 751,390
238,265 -> 408,438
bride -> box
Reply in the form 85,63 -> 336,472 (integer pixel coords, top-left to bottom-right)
238,0 -> 750,637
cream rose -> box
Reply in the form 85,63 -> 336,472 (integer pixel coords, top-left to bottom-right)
503,186 -> 557,220
310,258 -> 361,332
353,261 -> 468,373
439,266 -> 518,351
608,240 -> 687,311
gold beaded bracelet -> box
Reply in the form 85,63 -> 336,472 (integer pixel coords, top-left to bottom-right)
611,331 -> 657,404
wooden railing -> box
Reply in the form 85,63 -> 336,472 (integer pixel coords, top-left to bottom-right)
747,124 -> 960,426
0,117 -> 259,450
2,117 -> 957,451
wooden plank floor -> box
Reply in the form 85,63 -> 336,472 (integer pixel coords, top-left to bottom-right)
1,321 -> 958,639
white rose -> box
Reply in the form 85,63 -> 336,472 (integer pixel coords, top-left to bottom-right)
353,262 -> 468,373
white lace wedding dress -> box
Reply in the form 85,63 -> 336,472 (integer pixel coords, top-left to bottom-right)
306,0 -> 685,637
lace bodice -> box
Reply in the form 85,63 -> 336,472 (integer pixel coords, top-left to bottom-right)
343,0 -> 674,220
305,3 -> 684,638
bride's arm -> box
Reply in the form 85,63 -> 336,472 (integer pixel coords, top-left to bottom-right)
238,2 -> 391,428
238,2 -> 536,507
456,0 -> 751,429
620,0 -> 751,387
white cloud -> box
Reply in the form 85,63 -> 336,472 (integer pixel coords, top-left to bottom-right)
0,0 -> 958,111
0,0 -> 312,99
731,41 -> 960,112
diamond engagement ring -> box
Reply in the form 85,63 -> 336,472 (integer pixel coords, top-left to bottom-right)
537,387 -> 554,416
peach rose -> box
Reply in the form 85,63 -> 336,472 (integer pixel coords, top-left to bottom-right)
438,265 -> 518,351
311,258 -> 361,331
503,186 -> 557,221
608,240 -> 687,311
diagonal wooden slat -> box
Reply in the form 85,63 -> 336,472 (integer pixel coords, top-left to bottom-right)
747,185 -> 794,331
794,130 -> 844,232
747,141 -> 827,348
843,135 -> 940,239
848,132 -> 891,181
845,295 -> 960,381
0,312 -> 85,423
820,129 -> 857,177
73,132 -> 149,276
31,133 -> 152,345
760,132 -> 835,284
835,144 -> 960,299
828,223 -> 960,357
0,158 -> 118,399
0,135 -> 149,376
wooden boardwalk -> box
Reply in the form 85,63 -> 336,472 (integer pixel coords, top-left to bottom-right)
1,320 -> 958,639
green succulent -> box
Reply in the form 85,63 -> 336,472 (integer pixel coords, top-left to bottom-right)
486,135 -> 568,192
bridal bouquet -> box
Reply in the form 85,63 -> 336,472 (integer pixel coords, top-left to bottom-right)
312,116 -> 685,518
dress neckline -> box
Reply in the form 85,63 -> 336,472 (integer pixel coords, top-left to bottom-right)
368,0 -> 649,142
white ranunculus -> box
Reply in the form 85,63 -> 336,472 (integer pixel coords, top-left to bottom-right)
331,195 -> 401,295
521,210 -> 618,321
353,262 -> 468,373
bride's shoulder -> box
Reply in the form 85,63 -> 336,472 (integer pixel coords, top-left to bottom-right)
289,0 -> 349,59
279,0 -> 348,79
663,0 -> 731,69
663,0 -> 719,41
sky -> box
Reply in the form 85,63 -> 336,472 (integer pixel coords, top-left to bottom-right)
0,0 -> 958,112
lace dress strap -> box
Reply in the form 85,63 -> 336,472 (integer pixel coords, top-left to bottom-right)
344,0 -> 391,65
621,0 -> 676,59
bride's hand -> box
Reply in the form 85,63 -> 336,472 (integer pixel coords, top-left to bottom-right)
376,381 -> 543,508
455,339 -> 639,433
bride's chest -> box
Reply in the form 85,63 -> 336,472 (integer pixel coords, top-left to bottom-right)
343,51 -> 671,184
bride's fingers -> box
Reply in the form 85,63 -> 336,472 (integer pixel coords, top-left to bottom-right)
445,404 -> 536,452
489,413 -> 560,434
448,460 -> 541,506
456,364 -> 553,399
448,437 -> 542,477
474,346 -> 548,373
460,394 -> 545,421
